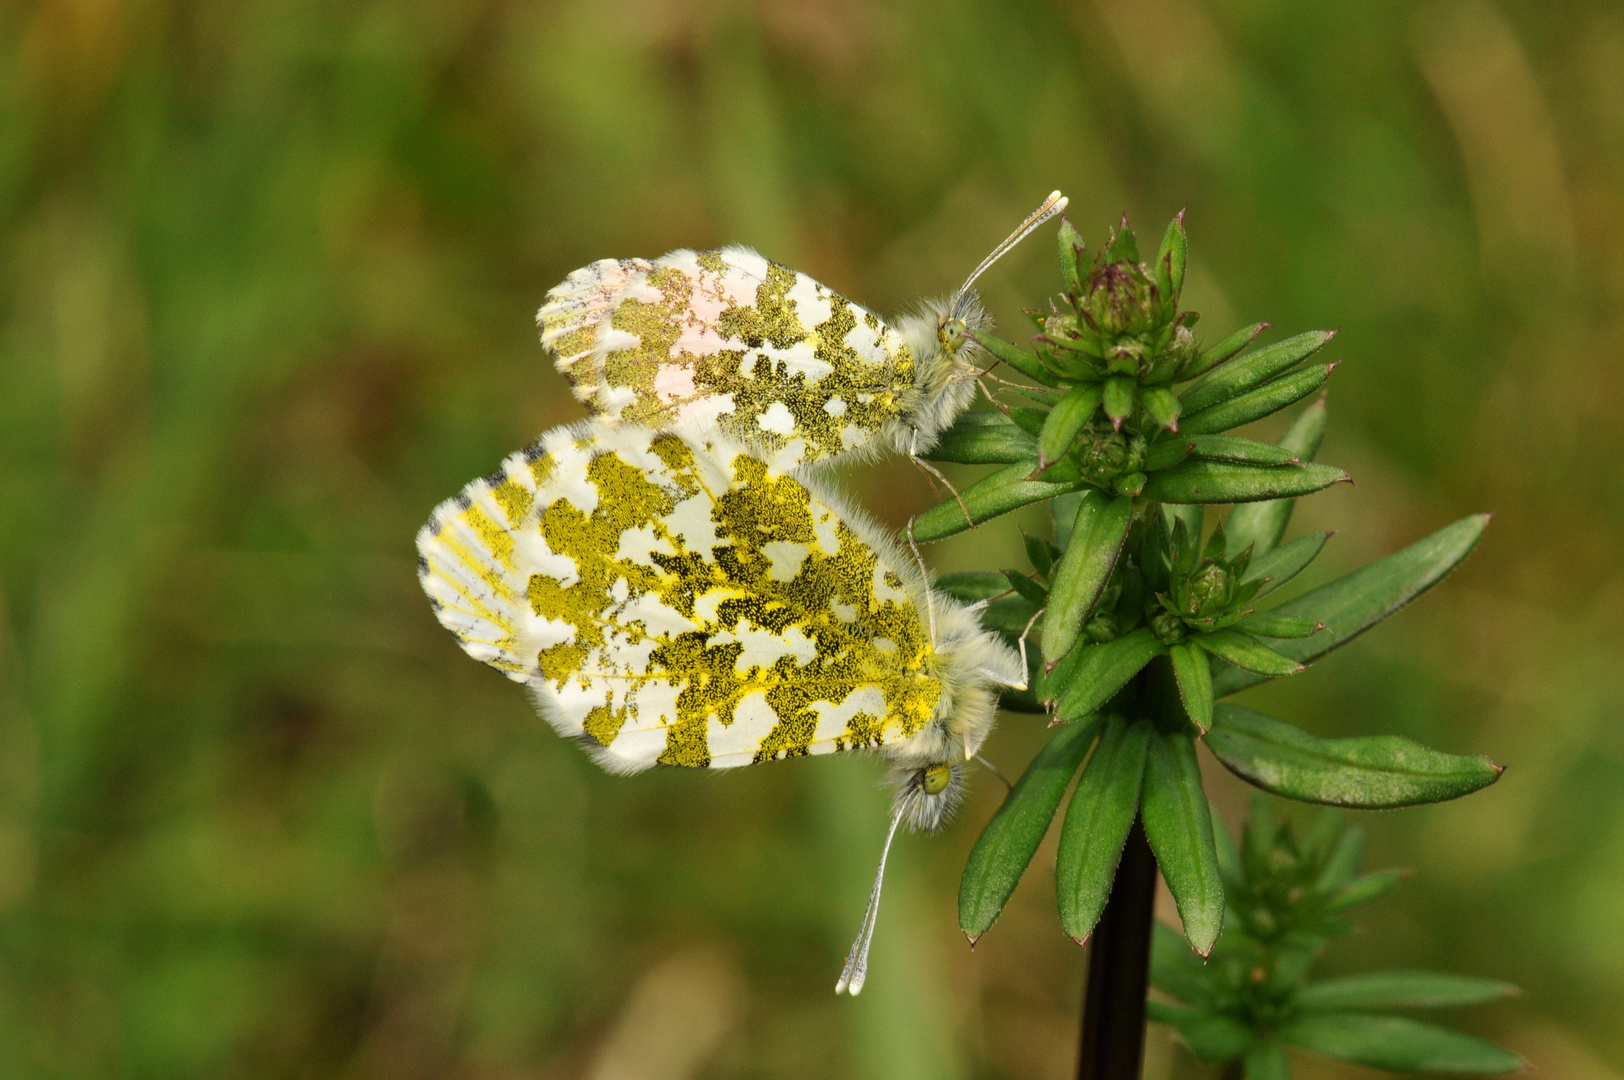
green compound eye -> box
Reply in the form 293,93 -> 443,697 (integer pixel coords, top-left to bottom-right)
921,762 -> 952,796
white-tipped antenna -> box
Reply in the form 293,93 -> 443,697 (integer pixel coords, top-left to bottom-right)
835,803 -> 906,995
955,190 -> 1069,299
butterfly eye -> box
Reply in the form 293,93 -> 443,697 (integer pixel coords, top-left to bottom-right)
921,762 -> 953,796
938,316 -> 969,353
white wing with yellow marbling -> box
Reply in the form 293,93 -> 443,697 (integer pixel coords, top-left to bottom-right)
417,420 -> 1020,775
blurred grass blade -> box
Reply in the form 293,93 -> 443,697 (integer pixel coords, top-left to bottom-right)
1313,822 -> 1366,893
1150,921 -> 1211,1006
1055,717 -> 1151,942
959,717 -> 1101,941
1180,363 -> 1333,435
1297,972 -> 1520,1011
1195,629 -> 1303,675
1038,382 -> 1104,467
1325,869 -> 1406,911
928,412 -> 1039,464
1146,1002 -> 1256,1063
1043,493 -> 1133,668
1244,531 -> 1330,597
1279,1013 -> 1523,1073
1141,730 -> 1224,955
1185,434 -> 1300,466
1055,628 -> 1166,722
1181,321 -> 1268,380
1179,330 -> 1336,414
1142,461 -> 1347,505
971,330 -> 1059,385
1213,515 -> 1490,696
1243,1042 -> 1291,1080
1169,642 -> 1213,731
911,460 -> 1083,541
1206,705 -> 1504,807
1226,397 -> 1329,555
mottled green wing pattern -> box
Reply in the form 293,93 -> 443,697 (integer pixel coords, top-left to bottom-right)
417,421 -> 944,771
538,247 -> 918,468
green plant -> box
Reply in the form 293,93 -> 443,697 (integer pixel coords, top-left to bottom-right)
1149,794 -> 1522,1078
924,215 -> 1504,1078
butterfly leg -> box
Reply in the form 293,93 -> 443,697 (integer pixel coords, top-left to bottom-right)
1016,605 -> 1044,695
973,753 -> 1013,791
909,428 -> 974,528
905,518 -> 938,648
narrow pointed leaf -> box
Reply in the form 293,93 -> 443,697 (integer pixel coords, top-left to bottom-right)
1158,212 -> 1188,298
1180,330 -> 1336,414
1147,1002 -> 1256,1063
1058,218 -> 1086,293
1195,629 -> 1303,676
1326,869 -> 1405,911
1313,823 -> 1366,894
928,412 -> 1039,464
1181,364 -> 1333,435
1043,493 -> 1133,667
1181,321 -> 1268,380
1103,374 -> 1135,426
1169,642 -> 1214,731
1050,491 -> 1083,548
1038,382 -> 1104,467
1009,406 -> 1047,437
1055,628 -> 1167,722
1225,397 -> 1330,557
1024,532 -> 1054,578
1243,531 -> 1330,597
971,330 -> 1060,386
978,595 -> 1041,636
1297,972 -> 1519,1012
1002,570 -> 1047,607
1280,1013 -> 1523,1073
1234,612 -> 1321,638
1143,460 -> 1347,505
1056,717 -> 1151,941
959,717 -> 1101,939
1142,731 -> 1224,955
1244,1042 -> 1290,1080
1214,515 -> 1490,695
911,460 -> 1085,542
1206,704 -> 1504,807
1142,386 -> 1182,431
1150,921 -> 1212,1005
1186,434 -> 1300,466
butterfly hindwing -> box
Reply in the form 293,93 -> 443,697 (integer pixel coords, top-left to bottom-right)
537,248 -> 919,468
419,421 -> 955,773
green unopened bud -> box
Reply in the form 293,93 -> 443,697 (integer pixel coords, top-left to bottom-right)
1186,563 -> 1234,615
1081,259 -> 1159,337
1151,611 -> 1187,645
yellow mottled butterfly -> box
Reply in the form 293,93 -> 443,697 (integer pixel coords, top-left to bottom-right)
537,193 -> 1067,482
418,420 -> 1024,993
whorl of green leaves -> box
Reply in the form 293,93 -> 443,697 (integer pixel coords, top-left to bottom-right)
1147,799 -> 1523,1077
928,214 -> 1502,961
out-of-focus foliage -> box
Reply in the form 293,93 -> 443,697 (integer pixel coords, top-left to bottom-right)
1,0 -> 1621,1077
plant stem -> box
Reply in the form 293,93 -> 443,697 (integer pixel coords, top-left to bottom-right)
1077,815 -> 1157,1080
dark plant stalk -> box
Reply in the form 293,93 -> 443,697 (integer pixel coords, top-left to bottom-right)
1077,815 -> 1157,1080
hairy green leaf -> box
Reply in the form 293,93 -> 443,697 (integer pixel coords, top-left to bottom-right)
1213,515 -> 1490,695
1186,434 -> 1301,466
1038,382 -> 1104,467
1181,321 -> 1269,380
1206,705 -> 1503,807
1054,628 -> 1166,722
1195,629 -> 1303,675
911,460 -> 1084,541
971,330 -> 1059,386
934,570 -> 1009,604
1180,330 -> 1336,414
1169,641 -> 1213,731
1142,460 -> 1347,504
1180,363 -> 1333,435
1243,531 -> 1330,597
960,717 -> 1101,940
1056,717 -> 1150,942
1142,730 -> 1224,955
1297,971 -> 1520,1011
928,412 -> 1039,464
1225,397 -> 1329,555
1043,493 -> 1133,667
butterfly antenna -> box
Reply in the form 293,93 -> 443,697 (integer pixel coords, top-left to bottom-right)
955,191 -> 1069,300
906,517 -> 938,648
836,802 -> 906,996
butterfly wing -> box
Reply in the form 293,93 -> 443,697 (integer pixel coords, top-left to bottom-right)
537,247 -> 917,468
418,421 -> 946,773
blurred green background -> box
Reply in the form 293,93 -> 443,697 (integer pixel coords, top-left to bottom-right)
3,0 -> 1622,1076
